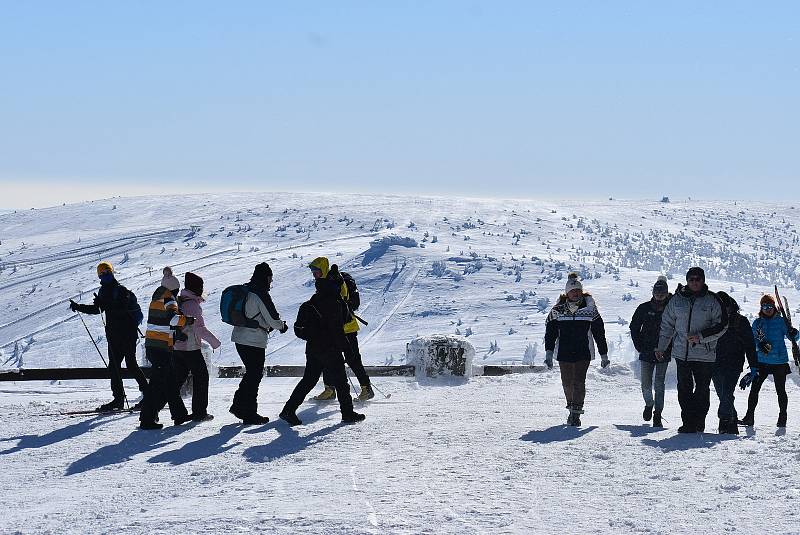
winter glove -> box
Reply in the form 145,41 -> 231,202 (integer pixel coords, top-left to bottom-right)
758,341 -> 772,355
600,355 -> 610,368
279,321 -> 289,334
788,327 -> 799,340
544,350 -> 554,369
739,368 -> 759,390
69,299 -> 78,312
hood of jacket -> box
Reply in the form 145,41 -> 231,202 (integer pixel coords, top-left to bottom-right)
309,257 -> 330,278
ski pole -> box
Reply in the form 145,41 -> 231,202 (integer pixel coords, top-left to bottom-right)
370,382 -> 392,399
347,374 -> 359,395
76,312 -> 109,368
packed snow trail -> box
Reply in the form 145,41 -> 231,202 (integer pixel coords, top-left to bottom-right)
1,366 -> 799,534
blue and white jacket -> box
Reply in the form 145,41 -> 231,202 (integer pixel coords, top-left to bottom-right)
751,315 -> 799,366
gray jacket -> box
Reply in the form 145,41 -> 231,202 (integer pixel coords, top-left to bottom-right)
656,284 -> 727,362
231,292 -> 286,349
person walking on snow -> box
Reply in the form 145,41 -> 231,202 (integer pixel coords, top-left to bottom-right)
279,259 -> 365,426
738,294 -> 798,428
544,273 -> 609,426
712,291 -> 755,435
310,262 -> 373,402
630,276 -> 672,428
173,271 -> 221,422
229,262 -> 288,425
69,261 -> 148,411
655,267 -> 727,433
138,282 -> 195,430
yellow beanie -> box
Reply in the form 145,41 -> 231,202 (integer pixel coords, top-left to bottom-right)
97,261 -> 114,276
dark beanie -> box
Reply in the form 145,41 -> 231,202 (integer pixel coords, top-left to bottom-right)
185,272 -> 203,296
686,267 -> 705,281
653,275 -> 668,294
253,262 -> 273,281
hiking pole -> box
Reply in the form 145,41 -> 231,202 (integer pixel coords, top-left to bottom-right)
370,382 -> 392,399
347,374 -> 360,395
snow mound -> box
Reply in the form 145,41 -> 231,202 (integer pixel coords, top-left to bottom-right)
406,334 -> 475,380
361,235 -> 417,265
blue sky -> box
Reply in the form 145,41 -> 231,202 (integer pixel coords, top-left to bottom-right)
1,1 -> 798,208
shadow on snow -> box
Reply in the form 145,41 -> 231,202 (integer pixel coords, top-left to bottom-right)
147,423 -> 244,466
519,425 -> 598,444
614,424 -> 666,438
0,414 -> 122,456
641,432 -> 741,452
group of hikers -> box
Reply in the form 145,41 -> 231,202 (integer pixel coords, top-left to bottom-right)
69,259 -> 796,434
548,268 -> 796,433
69,259 -> 372,430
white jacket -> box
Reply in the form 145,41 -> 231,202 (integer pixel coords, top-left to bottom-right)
230,292 -> 286,349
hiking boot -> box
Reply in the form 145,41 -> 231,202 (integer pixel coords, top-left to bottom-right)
312,386 -> 337,401
341,412 -> 366,424
173,414 -> 193,426
738,414 -> 754,427
677,424 -> 696,433
727,419 -> 740,435
192,413 -> 214,422
643,405 -> 653,422
97,399 -> 124,412
241,414 -> 270,425
139,421 -> 163,430
229,406 -> 245,420
652,412 -> 663,428
777,412 -> 787,428
356,385 -> 375,402
279,410 -> 302,426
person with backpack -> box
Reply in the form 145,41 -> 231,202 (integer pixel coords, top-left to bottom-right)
655,267 -> 727,433
138,283 -> 195,429
228,262 -> 288,425
69,261 -> 148,411
544,273 -> 609,426
738,294 -> 799,428
279,259 -> 365,426
713,291 -> 756,434
311,263 -> 373,402
173,271 -> 221,422
629,276 -> 672,427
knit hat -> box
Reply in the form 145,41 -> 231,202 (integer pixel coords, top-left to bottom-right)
565,272 -> 583,293
252,262 -> 273,281
184,272 -> 203,296
96,261 -> 114,276
760,294 -> 776,307
653,275 -> 668,295
686,267 -> 705,281
161,266 -> 180,291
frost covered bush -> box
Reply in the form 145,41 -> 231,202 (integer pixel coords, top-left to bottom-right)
431,260 -> 448,277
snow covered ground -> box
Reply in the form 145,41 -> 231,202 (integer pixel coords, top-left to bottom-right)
3,192 -> 800,533
1,369 -> 799,534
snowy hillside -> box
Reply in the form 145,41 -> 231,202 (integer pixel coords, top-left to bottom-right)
2,192 -> 800,370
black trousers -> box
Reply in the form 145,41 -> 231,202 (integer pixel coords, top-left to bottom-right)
173,349 -> 210,417
284,352 -> 354,416
746,363 -> 790,417
323,333 -> 370,387
231,343 -> 265,416
676,359 -> 714,428
140,348 -> 188,423
107,334 -> 148,401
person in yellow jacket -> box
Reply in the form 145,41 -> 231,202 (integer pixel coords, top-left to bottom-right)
308,257 -> 374,401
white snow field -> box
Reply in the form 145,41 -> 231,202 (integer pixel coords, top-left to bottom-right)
2,192 -> 800,533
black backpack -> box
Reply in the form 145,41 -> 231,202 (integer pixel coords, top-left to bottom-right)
340,271 -> 360,311
294,301 -> 322,341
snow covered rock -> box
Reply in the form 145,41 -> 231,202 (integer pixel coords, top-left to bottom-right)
406,335 -> 475,379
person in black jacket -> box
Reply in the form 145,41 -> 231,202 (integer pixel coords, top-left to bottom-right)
629,276 -> 672,427
712,291 -> 755,435
69,261 -> 148,411
544,273 -> 609,426
279,263 -> 365,426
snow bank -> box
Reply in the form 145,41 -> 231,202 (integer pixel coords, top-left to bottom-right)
361,235 -> 417,265
406,334 -> 475,380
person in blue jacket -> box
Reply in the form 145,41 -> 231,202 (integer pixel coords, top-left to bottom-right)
739,294 -> 799,428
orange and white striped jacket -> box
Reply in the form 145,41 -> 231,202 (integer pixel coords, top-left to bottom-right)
145,286 -> 189,351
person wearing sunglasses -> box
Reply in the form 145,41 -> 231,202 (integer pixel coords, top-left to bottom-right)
738,295 -> 799,428
655,267 -> 727,433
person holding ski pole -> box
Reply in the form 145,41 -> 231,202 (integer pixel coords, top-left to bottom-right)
229,262 -> 288,425
738,295 -> 799,428
173,272 -> 221,422
544,273 -> 609,426
69,261 -> 148,412
712,292 -> 756,435
656,267 -> 727,433
310,261 -> 374,402
280,259 -> 365,426
138,283 -> 195,430
630,276 -> 672,428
